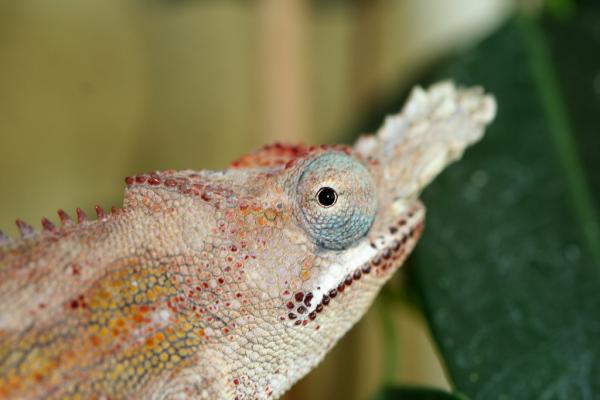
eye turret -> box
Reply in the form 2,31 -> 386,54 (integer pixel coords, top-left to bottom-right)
296,152 -> 377,250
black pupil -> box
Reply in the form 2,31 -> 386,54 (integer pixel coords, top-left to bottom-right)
317,187 -> 337,207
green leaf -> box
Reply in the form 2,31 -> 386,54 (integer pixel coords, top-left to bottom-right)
372,386 -> 468,400
408,8 -> 600,400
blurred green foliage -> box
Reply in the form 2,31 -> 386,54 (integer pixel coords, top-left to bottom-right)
409,6 -> 599,400
352,1 -> 600,398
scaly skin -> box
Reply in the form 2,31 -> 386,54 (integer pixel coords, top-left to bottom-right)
0,82 -> 496,399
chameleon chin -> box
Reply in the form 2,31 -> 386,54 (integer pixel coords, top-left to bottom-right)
0,82 -> 495,399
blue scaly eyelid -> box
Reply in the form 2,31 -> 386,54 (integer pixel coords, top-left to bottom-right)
296,153 -> 377,250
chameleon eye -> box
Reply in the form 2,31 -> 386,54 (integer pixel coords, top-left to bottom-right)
296,152 -> 377,250
316,187 -> 337,208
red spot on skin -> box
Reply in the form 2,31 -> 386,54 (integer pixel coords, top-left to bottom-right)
294,292 -> 304,302
344,275 -> 353,286
337,283 -> 345,293
233,378 -> 240,385
71,264 -> 81,276
70,300 -> 79,309
328,289 -> 337,298
286,302 -> 294,310
362,264 -> 371,274
125,176 -> 134,185
230,245 -> 237,252
322,295 -> 330,305
201,193 -> 212,202
382,249 -> 391,260
148,177 -> 161,185
353,270 -> 362,280
288,313 -> 297,320
217,278 -> 225,285
304,292 -> 313,306
164,179 -> 177,187
135,175 -> 147,183
294,320 -> 302,326
316,304 -> 323,313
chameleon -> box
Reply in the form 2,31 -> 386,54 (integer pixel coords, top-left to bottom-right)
0,82 -> 495,399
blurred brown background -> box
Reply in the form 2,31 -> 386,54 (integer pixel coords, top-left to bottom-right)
0,1 -> 513,398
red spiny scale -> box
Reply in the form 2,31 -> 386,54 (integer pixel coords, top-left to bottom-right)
95,205 -> 107,221
41,218 -> 56,232
15,219 -> 35,238
124,176 -> 134,186
76,208 -> 87,224
57,209 -> 73,226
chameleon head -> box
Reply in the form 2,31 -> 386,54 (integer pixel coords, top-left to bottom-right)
124,83 -> 493,398
231,82 -> 495,397
119,82 -> 496,398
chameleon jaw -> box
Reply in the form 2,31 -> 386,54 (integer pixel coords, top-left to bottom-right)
282,200 -> 425,329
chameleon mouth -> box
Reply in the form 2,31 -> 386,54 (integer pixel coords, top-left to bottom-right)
284,202 -> 425,327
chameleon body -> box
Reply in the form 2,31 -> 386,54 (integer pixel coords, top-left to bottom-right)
0,82 -> 495,399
